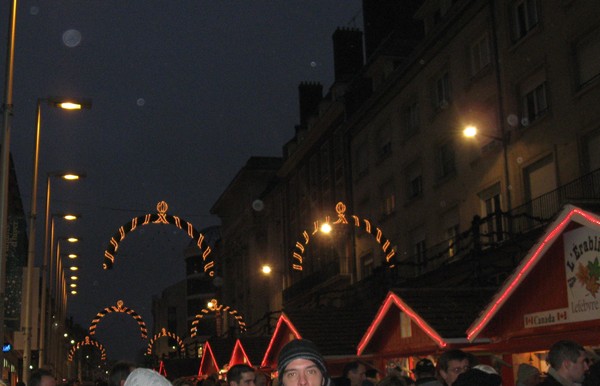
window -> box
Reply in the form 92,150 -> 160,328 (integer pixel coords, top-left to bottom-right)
406,162 -> 423,200
520,70 -> 548,126
381,181 -> 396,217
582,129 -> 600,172
479,183 -> 504,243
470,34 -> 491,76
513,0 -> 539,41
523,82 -> 548,125
524,155 -> 557,219
575,29 -> 600,89
401,101 -> 420,139
443,209 -> 460,257
436,141 -> 456,180
434,71 -> 451,109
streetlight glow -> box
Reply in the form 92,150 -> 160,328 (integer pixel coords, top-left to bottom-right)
463,125 -> 478,137
70,276 -> 78,280
261,264 -> 272,274
62,173 -> 81,180
70,290 -> 77,295
58,102 -> 83,110
67,237 -> 79,243
69,266 -> 78,271
63,214 -> 78,221
68,253 -> 77,259
320,223 -> 332,234
70,283 -> 77,288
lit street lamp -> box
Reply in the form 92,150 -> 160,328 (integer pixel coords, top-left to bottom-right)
22,97 -> 90,381
40,208 -> 81,368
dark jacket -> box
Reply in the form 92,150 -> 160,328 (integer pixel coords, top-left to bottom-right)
415,377 -> 443,386
536,374 -> 566,386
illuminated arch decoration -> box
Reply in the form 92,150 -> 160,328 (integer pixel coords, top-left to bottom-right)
146,328 -> 185,355
103,201 -> 213,275
292,201 -> 396,271
190,299 -> 247,337
89,300 -> 148,339
67,336 -> 107,362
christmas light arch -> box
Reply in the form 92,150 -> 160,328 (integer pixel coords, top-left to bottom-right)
103,201 -> 214,276
67,336 -> 107,362
190,299 -> 247,337
292,201 -> 396,271
89,300 -> 148,339
146,328 -> 185,355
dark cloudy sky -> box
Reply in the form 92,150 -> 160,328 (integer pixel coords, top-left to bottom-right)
1,1 -> 363,362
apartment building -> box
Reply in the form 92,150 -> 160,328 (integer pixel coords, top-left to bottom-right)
209,0 -> 600,332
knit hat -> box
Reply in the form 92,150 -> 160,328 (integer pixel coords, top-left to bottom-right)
516,363 -> 540,383
413,359 -> 435,376
277,339 -> 330,385
124,368 -> 172,386
453,368 -> 501,386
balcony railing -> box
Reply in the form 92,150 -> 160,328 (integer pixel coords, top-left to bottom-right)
399,168 -> 600,276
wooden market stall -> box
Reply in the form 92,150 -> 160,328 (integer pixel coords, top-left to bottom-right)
465,205 -> 600,384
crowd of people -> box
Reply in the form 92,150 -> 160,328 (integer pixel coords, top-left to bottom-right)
10,338 -> 599,386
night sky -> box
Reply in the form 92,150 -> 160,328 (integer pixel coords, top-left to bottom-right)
1,1 -> 363,361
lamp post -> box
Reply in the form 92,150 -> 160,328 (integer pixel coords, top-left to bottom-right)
40,208 -> 81,369
22,97 -> 91,382
49,236 -> 79,377
0,0 -> 18,368
463,125 -> 511,212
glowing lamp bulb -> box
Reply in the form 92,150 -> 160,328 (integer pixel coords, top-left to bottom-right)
67,237 -> 79,243
59,102 -> 82,110
62,174 -> 80,180
69,266 -> 78,271
262,265 -> 272,274
320,223 -> 332,234
463,125 -> 478,137
68,254 -> 77,259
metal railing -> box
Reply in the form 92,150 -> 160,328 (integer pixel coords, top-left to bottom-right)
400,168 -> 600,276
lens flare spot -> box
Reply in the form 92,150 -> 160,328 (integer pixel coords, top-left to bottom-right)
62,29 -> 82,47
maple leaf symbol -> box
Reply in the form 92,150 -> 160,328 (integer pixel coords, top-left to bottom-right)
587,257 -> 600,280
576,261 -> 600,298
576,263 -> 589,286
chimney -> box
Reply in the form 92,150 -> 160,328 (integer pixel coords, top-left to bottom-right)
362,0 -> 424,59
298,82 -> 323,127
332,28 -> 364,83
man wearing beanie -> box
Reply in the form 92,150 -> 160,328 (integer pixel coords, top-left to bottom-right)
277,339 -> 332,386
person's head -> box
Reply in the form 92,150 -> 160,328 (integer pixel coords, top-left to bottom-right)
255,372 -> 269,386
343,362 -> 366,386
437,350 -> 473,386
412,359 -> 435,379
123,368 -> 172,386
109,362 -> 136,386
546,340 -> 589,384
452,366 -> 501,386
364,369 -> 378,382
516,363 -> 541,386
375,375 -> 406,386
30,369 -> 57,386
277,339 -> 330,386
227,365 -> 255,386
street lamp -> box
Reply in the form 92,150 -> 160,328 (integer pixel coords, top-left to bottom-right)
462,125 -> 511,212
49,236 -> 79,376
23,97 -> 91,382
40,208 -> 81,369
